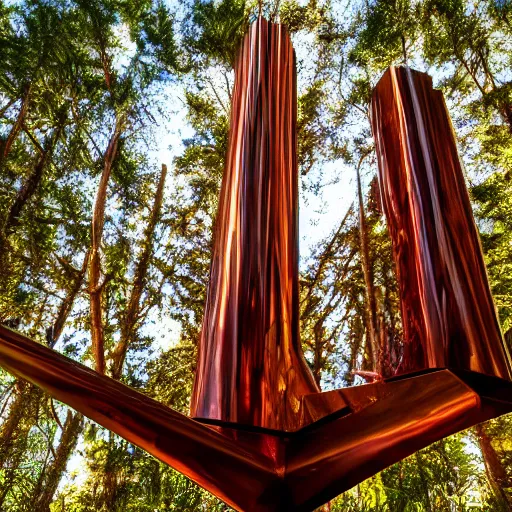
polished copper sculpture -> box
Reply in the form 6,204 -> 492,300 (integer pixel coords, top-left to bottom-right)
190,17 -> 319,431
372,66 -> 512,380
0,20 -> 511,512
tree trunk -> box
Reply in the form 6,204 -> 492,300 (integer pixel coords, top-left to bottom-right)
111,164 -> 167,379
3,121 -> 64,237
501,102 -> 512,134
347,318 -> 363,385
0,251 -> 88,468
0,382 -> 42,468
103,164 -> 167,509
0,385 -> 43,507
356,162 -> 379,372
1,84 -> 31,164
312,322 -> 323,387
47,251 -> 90,347
415,451 -> 433,512
476,423 -> 512,508
89,117 -> 124,374
31,411 -> 83,512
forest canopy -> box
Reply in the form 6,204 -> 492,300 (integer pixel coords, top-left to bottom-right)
0,0 -> 512,510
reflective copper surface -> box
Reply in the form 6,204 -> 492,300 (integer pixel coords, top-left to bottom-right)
190,17 -> 319,431
285,369 -> 512,511
0,325 -> 282,512
371,66 -> 512,379
1,30 -> 512,512
1,324 -> 512,511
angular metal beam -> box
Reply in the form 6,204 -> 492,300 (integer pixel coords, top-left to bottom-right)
0,325 -> 281,511
190,17 -> 319,431
1,325 -> 511,511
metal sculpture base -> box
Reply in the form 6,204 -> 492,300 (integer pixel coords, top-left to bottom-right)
1,325 -> 511,511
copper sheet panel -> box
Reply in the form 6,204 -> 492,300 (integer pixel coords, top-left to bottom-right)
371,67 -> 512,379
190,17 -> 319,431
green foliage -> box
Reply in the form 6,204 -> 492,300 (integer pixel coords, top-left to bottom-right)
349,0 -> 419,69
329,435 -> 486,511
279,0 -> 326,33
186,0 -> 250,68
472,170 -> 512,335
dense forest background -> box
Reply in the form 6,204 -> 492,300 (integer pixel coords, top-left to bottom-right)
0,0 -> 512,510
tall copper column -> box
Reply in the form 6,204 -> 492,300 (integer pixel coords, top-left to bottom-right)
190,17 -> 319,431
371,67 -> 512,379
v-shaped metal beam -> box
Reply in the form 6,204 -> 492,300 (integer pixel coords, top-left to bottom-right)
1,18 -> 511,512
1,327 -> 511,511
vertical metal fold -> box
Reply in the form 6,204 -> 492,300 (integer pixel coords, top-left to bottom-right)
371,66 -> 512,379
190,17 -> 319,430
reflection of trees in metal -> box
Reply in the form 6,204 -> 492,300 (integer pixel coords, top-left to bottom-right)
0,21 -> 511,512
372,66 -> 511,380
